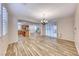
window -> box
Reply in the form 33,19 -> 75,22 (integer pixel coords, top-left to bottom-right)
0,4 -> 8,37
18,22 -> 22,30
29,24 -> 37,33
29,24 -> 40,33
45,23 -> 57,38
0,4 -> 1,37
2,6 -> 8,36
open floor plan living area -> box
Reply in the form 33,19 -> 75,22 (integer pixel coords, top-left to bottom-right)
0,3 -> 79,56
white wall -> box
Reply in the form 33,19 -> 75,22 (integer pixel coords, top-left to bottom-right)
0,12 -> 18,56
74,4 -> 79,54
8,13 -> 18,44
0,35 -> 9,55
57,16 -> 74,41
40,24 -> 46,36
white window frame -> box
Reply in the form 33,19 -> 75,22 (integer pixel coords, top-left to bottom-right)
45,23 -> 57,38
0,4 -> 8,38
2,6 -> 8,36
0,4 -> 2,38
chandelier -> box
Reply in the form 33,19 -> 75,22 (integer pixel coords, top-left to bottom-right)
41,18 -> 48,25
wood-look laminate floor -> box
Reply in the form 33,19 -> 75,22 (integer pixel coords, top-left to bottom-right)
5,36 -> 78,56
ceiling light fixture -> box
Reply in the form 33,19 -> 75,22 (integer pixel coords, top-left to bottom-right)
41,18 -> 48,25
41,13 -> 48,25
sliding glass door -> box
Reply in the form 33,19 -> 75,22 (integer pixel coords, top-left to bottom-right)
45,23 -> 57,38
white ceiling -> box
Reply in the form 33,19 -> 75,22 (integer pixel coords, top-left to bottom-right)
6,3 -> 77,23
